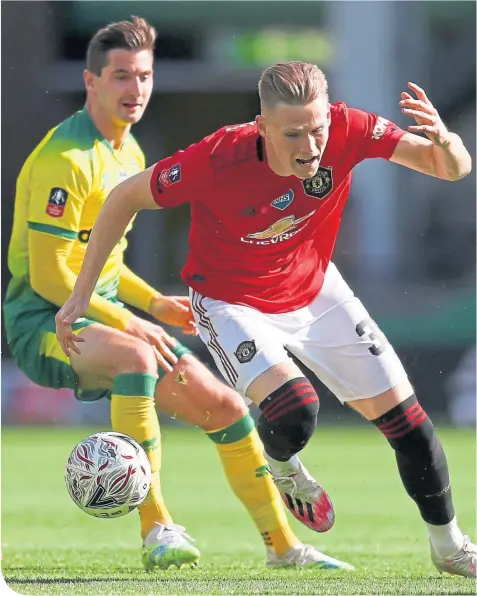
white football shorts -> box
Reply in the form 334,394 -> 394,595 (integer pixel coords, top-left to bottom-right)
190,263 -> 408,403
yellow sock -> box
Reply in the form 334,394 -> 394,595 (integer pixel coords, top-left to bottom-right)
207,415 -> 299,556
111,373 -> 173,539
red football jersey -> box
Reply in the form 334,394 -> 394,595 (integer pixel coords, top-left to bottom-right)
150,102 -> 405,313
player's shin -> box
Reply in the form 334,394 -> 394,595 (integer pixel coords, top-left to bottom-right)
372,394 -> 465,558
111,373 -> 173,538
207,414 -> 300,556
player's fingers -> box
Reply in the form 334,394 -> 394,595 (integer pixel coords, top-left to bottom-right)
59,337 -> 70,357
153,337 -> 178,365
162,333 -> 177,349
408,82 -> 429,102
408,124 -> 438,134
399,99 -> 436,114
68,340 -> 83,355
182,321 -> 198,335
172,301 -> 190,312
401,91 -> 413,100
63,307 -> 82,324
152,346 -> 174,373
173,296 -> 191,307
183,327 -> 199,336
402,109 -> 436,124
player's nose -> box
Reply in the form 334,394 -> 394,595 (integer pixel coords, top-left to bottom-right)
301,134 -> 317,154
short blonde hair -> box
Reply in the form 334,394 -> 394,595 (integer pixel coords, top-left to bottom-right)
258,61 -> 329,109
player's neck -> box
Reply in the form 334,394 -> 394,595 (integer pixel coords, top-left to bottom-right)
85,101 -> 130,150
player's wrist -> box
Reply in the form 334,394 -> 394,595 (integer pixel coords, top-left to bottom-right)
148,294 -> 164,317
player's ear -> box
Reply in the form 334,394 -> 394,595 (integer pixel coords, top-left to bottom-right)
84,69 -> 96,93
256,115 -> 267,138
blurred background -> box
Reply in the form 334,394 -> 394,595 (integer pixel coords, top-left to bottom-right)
1,0 -> 475,428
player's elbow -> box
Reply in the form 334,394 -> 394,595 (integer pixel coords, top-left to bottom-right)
450,158 -> 472,181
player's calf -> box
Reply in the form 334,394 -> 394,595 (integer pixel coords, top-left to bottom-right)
372,394 -> 454,525
373,393 -> 470,563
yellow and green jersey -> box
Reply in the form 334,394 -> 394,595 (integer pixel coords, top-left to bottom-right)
4,108 -> 146,345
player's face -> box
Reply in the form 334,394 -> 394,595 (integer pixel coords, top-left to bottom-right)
88,49 -> 154,125
258,98 -> 331,179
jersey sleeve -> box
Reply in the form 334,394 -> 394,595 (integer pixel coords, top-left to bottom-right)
29,232 -> 132,330
118,264 -> 161,313
149,136 -> 215,208
348,108 -> 406,163
27,146 -> 90,240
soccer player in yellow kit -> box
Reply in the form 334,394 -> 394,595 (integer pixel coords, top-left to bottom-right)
3,17 -> 353,572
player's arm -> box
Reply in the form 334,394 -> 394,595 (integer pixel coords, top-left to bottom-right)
28,152 -> 132,330
30,234 -> 131,329
390,82 -> 471,181
118,263 -> 161,313
60,165 -> 160,311
56,139 -> 211,352
118,265 -> 197,334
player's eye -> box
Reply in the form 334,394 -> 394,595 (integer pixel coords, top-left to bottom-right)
285,132 -> 299,138
313,127 -> 324,135
140,74 -> 151,82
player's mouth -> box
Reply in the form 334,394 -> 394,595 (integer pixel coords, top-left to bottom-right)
123,102 -> 142,111
296,156 -> 319,166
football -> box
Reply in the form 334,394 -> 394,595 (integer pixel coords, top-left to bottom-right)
65,432 -> 151,518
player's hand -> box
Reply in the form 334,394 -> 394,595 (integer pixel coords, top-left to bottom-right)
55,296 -> 89,356
125,315 -> 179,373
400,82 -> 450,147
149,295 -> 198,336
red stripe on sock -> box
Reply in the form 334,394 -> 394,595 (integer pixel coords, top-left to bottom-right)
381,408 -> 428,439
378,402 -> 420,432
261,386 -> 316,417
266,395 -> 319,422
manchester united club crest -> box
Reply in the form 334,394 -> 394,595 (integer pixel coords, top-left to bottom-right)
302,166 -> 333,200
234,340 -> 256,364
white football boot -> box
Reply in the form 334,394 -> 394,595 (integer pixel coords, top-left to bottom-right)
266,544 -> 354,570
142,523 -> 200,571
431,535 -> 477,578
266,456 -> 335,533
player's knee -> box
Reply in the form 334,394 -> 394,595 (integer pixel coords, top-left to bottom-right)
257,377 -> 320,461
372,394 -> 435,456
109,338 -> 157,377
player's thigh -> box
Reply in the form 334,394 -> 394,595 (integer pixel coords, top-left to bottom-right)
288,295 -> 411,404
9,320 -> 84,392
190,290 -> 299,404
155,353 -> 249,431
69,323 -> 157,390
346,381 -> 414,420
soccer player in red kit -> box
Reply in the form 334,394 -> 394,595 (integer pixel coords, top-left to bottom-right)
56,61 -> 475,578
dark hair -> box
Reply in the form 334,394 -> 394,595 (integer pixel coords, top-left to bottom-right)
86,16 -> 156,75
259,61 -> 328,109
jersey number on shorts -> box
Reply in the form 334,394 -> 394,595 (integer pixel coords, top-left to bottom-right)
355,318 -> 388,356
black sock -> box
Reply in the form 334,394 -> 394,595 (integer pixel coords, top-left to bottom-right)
373,395 -> 454,525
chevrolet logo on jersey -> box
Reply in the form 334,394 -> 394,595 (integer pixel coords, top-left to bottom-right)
243,210 -> 316,243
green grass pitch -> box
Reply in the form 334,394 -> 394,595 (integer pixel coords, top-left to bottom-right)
2,425 -> 475,595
